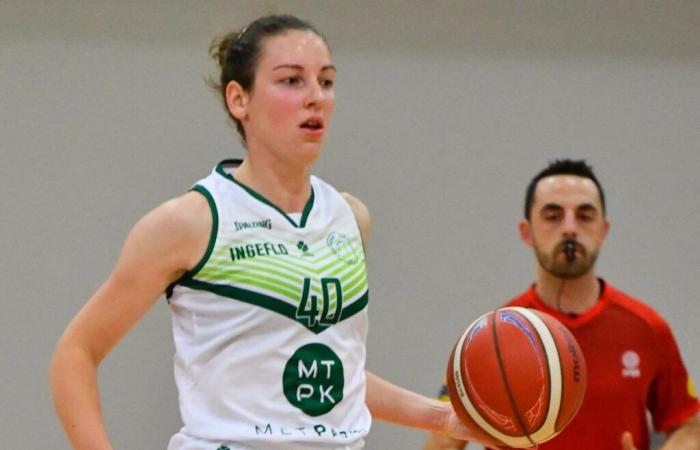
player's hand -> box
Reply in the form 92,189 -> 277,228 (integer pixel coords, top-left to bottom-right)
621,431 -> 638,450
442,403 -> 506,450
442,408 -> 505,449
442,408 -> 474,441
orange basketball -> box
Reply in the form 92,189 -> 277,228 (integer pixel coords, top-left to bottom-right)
446,307 -> 586,448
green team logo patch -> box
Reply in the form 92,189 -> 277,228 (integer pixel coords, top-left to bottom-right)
326,232 -> 359,265
283,343 -> 344,416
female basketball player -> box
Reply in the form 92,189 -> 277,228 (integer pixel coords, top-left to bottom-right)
50,15 -> 478,450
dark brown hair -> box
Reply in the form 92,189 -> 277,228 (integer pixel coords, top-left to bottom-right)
524,159 -> 606,219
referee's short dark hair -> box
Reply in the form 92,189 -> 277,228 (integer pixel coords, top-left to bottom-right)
524,159 -> 606,220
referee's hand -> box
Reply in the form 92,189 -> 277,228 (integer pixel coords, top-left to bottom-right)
621,431 -> 638,450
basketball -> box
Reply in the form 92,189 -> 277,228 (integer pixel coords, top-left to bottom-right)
446,307 -> 586,448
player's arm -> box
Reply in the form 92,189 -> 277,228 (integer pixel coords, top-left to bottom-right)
423,385 -> 469,449
340,194 -> 479,441
365,371 -> 477,441
49,192 -> 210,450
341,192 -> 371,245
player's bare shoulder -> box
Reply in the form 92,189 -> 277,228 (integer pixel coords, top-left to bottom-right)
163,190 -> 212,262
126,191 -> 212,275
162,190 -> 212,235
341,192 -> 371,244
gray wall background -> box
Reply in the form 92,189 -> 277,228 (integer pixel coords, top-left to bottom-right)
1,1 -> 698,449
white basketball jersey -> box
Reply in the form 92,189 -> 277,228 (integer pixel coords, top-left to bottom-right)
167,160 -> 371,450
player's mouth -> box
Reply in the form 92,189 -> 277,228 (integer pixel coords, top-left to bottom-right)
300,117 -> 324,136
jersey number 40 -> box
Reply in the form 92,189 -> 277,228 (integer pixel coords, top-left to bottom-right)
296,277 -> 343,327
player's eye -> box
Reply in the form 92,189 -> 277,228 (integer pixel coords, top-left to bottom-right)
281,76 -> 302,86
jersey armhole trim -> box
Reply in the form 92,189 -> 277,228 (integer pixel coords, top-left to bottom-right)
185,184 -> 218,279
166,184 -> 218,297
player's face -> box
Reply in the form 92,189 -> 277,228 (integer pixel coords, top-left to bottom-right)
238,30 -> 335,167
521,175 -> 610,278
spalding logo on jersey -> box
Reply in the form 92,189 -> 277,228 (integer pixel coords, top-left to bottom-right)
283,343 -> 344,416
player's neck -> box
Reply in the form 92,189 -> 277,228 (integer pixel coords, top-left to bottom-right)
535,271 -> 601,315
233,156 -> 312,213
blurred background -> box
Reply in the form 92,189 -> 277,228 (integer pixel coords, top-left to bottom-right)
1,1 -> 698,448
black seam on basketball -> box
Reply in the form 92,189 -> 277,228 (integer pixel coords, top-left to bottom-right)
491,310 -> 537,447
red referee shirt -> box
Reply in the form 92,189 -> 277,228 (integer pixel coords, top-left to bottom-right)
501,279 -> 699,450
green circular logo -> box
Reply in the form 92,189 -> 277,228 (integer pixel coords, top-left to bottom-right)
283,343 -> 344,416
327,232 -> 359,265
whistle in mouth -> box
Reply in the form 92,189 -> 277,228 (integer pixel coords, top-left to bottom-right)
564,240 -> 576,263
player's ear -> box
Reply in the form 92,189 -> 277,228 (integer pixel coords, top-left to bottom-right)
225,80 -> 249,121
519,220 -> 533,246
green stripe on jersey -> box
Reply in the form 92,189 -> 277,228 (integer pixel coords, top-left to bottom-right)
197,249 -> 366,304
179,278 -> 368,334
